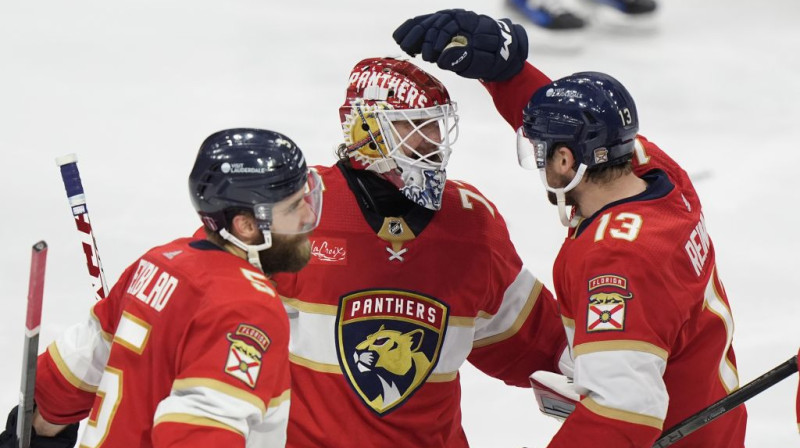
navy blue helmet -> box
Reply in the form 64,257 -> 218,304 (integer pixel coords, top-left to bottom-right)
189,128 -> 308,231
522,71 -> 639,169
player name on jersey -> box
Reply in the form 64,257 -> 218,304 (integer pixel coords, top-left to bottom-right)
341,292 -> 445,328
685,215 -> 711,277
125,259 -> 179,312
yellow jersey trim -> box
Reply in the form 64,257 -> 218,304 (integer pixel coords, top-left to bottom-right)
582,396 -> 664,430
472,281 -> 543,348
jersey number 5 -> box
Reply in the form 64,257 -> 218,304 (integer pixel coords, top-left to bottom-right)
83,269 -> 271,446
82,312 -> 152,447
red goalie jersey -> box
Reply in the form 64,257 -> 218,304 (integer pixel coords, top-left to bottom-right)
271,163 -> 567,448
484,63 -> 747,447
34,238 -> 291,448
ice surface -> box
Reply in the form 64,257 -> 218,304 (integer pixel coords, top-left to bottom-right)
1,1 -> 798,445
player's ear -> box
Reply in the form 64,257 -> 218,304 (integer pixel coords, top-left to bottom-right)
552,146 -> 576,175
230,213 -> 260,244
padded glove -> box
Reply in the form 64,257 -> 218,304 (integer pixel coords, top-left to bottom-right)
393,9 -> 528,81
0,406 -> 79,448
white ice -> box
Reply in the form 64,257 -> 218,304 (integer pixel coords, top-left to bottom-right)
1,0 -> 798,446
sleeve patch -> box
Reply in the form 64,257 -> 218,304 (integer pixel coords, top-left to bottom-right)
224,324 -> 270,388
586,275 -> 633,333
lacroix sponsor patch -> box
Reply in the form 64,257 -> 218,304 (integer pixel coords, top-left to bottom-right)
309,238 -> 347,265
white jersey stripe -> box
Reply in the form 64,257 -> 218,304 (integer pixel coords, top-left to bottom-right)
51,313 -> 111,391
154,380 -> 289,440
282,268 -> 540,379
474,270 -> 542,347
574,350 -> 668,424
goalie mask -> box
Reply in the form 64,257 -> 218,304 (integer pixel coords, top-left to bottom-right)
339,57 -> 459,210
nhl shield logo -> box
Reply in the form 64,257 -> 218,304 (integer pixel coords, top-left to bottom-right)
388,220 -> 403,236
335,289 -> 449,415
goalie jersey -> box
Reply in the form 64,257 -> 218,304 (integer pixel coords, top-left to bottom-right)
34,238 -> 291,448
271,163 -> 567,448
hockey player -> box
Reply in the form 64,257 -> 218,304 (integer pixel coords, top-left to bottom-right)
268,57 -> 569,447
0,128 -> 323,448
394,10 -> 748,447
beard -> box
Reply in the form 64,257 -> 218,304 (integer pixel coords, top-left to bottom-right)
546,171 -> 578,206
547,190 -> 577,206
258,232 -> 312,274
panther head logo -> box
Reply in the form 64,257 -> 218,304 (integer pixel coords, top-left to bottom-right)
337,290 -> 449,415
352,326 -> 431,411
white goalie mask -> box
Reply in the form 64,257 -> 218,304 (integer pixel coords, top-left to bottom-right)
339,57 -> 459,211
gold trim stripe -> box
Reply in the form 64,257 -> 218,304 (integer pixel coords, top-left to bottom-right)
290,353 -> 341,374
446,316 -> 475,327
154,413 -> 243,437
290,353 -> 458,383
573,340 -> 668,361
172,378 -> 267,414
280,296 -> 337,315
89,307 -> 113,342
268,389 -> 291,409
582,396 -> 664,430
561,315 -> 576,329
472,281 -> 543,348
47,344 -> 98,393
427,372 -> 458,382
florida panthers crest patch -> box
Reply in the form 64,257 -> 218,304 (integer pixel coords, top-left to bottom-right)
335,289 -> 449,415
224,324 -> 270,388
586,275 -> 633,332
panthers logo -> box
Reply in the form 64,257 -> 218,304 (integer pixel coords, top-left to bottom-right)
353,326 -> 431,409
336,289 -> 449,415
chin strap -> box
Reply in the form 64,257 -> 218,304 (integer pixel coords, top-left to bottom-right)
540,163 -> 587,228
219,228 -> 272,272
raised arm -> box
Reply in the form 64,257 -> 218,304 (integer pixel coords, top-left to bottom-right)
393,9 -> 552,130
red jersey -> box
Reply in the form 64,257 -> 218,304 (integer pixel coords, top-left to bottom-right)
484,64 -> 747,447
270,163 -> 567,448
34,237 -> 291,448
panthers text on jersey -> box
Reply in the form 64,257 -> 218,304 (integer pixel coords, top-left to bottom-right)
484,63 -> 747,447
34,238 -> 291,448
270,163 -> 568,448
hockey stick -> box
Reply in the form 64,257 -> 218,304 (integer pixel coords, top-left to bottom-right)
653,355 -> 799,447
16,241 -> 48,448
55,154 -> 108,300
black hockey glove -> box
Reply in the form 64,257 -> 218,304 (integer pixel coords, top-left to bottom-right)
0,406 -> 78,448
392,9 -> 528,82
